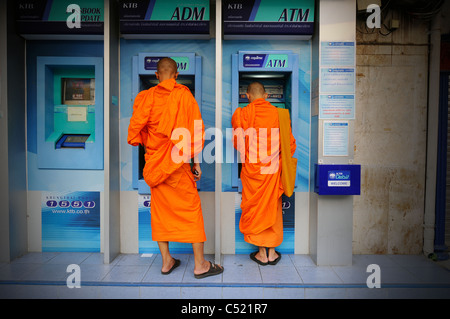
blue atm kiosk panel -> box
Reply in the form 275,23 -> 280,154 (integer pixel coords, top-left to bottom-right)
131,53 -> 202,194
231,51 -> 298,191
314,164 -> 361,195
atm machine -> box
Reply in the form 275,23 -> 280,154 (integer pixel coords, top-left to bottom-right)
131,52 -> 202,194
36,56 -> 104,170
231,50 -> 298,191
231,50 -> 299,254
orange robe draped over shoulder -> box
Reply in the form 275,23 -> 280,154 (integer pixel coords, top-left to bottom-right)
127,78 -> 206,243
232,98 -> 296,247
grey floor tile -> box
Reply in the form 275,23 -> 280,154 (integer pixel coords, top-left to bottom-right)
260,265 -> 302,284
140,286 -> 181,299
58,285 -> 100,299
352,254 -> 399,268
297,266 -> 343,284
222,287 -> 264,299
101,265 -> 149,283
331,266 -> 368,284
305,287 -> 347,299
78,264 -> 115,282
386,287 -> 450,299
0,284 -> 60,299
11,252 -> 60,264
181,286 -> 223,299
404,265 -> 450,284
222,264 -> 262,284
263,287 -> 304,299
116,253 -> 156,266
387,254 -> 436,268
45,252 -> 92,265
289,254 -> 316,267
20,263 -> 69,281
98,286 -> 140,299
81,253 -> 114,265
0,263 -> 41,281
223,254 -> 252,266
377,266 -> 420,284
346,287 -> 388,299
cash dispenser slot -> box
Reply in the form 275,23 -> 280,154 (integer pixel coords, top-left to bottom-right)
55,134 -> 91,149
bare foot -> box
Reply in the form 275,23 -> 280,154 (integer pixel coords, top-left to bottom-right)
255,251 -> 268,263
193,259 -> 211,276
161,257 -> 176,273
268,249 -> 279,263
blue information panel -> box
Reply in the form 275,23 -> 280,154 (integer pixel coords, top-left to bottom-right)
323,121 -> 349,156
42,191 -> 100,252
320,68 -> 355,93
320,42 -> 355,67
319,95 -> 355,119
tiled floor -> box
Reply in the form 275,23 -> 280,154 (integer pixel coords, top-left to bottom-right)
0,252 -> 449,299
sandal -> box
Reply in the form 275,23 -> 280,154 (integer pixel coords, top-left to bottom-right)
250,251 -> 269,266
268,251 -> 282,265
161,258 -> 180,275
194,261 -> 224,279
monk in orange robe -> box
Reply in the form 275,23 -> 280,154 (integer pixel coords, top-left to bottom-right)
232,82 -> 296,265
128,58 -> 223,278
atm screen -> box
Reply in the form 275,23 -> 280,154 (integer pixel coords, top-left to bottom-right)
238,72 -> 291,112
140,75 -> 196,96
62,78 -> 95,105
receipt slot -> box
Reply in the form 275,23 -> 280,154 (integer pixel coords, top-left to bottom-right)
131,52 -> 202,194
36,56 -> 104,169
314,164 -> 361,195
231,50 -> 299,191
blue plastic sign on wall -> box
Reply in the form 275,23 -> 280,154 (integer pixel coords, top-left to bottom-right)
314,164 -> 361,195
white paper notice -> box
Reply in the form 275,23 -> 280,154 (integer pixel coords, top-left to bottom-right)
323,121 -> 349,156
67,106 -> 87,122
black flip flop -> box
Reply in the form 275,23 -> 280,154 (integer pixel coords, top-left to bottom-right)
250,251 -> 269,266
268,251 -> 282,265
161,258 -> 180,275
194,261 -> 224,279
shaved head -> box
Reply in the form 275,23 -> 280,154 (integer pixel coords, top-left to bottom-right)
247,82 -> 265,96
157,57 -> 178,74
246,82 -> 267,102
155,57 -> 179,82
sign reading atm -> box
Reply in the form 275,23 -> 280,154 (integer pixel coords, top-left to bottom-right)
119,0 -> 210,38
223,0 -> 314,39
243,54 -> 289,69
144,56 -> 190,71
